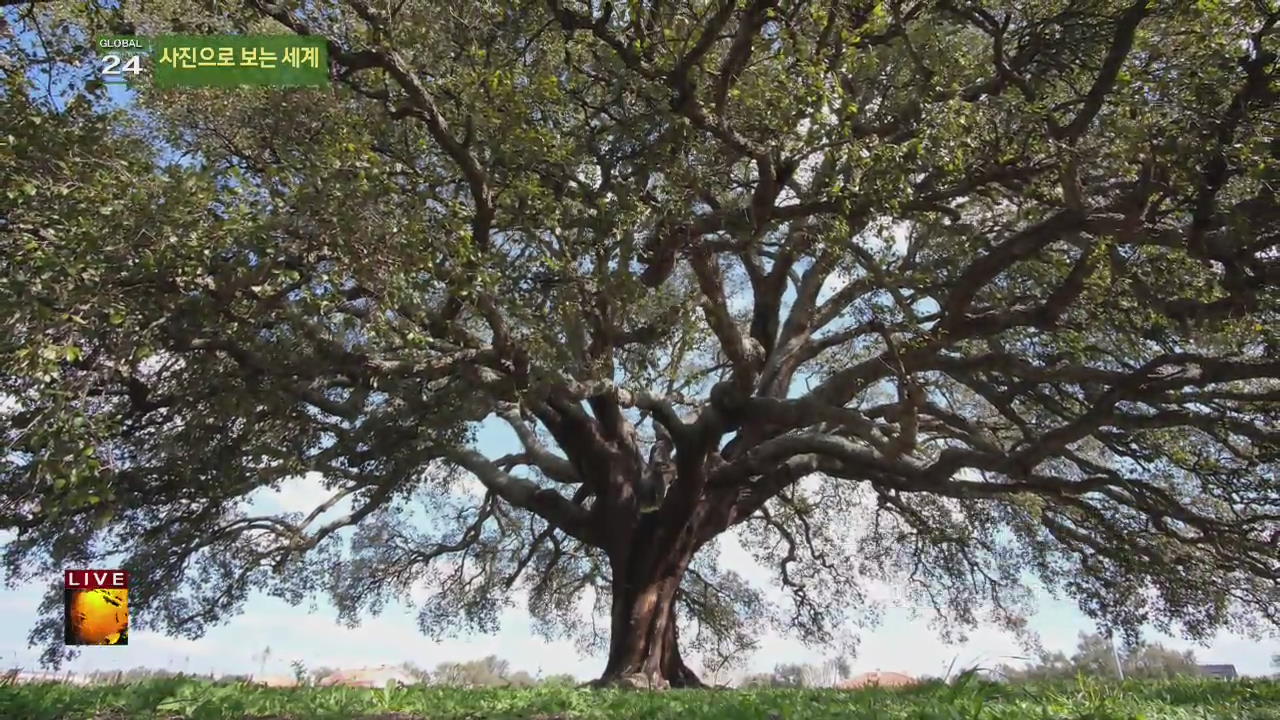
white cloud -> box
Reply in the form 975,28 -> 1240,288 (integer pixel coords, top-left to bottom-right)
136,350 -> 182,381
245,472 -> 353,520
128,631 -> 213,658
815,267 -> 855,306
0,392 -> 19,416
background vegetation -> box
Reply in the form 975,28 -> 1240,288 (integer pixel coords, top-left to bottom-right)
996,632 -> 1200,682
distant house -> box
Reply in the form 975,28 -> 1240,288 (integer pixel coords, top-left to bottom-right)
836,671 -> 918,689
318,665 -> 419,688
1198,664 -> 1238,680
2,669 -> 92,685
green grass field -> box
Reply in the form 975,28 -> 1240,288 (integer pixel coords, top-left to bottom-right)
3,676 -> 1278,720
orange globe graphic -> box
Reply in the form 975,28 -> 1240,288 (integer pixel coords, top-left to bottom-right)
67,589 -> 128,644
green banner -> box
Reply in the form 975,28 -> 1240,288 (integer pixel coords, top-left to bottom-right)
134,35 -> 328,87
95,35 -> 329,87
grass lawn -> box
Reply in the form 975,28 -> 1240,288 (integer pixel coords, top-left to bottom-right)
2,676 -> 1278,719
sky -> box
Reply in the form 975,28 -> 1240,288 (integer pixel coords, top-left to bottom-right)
2,413 -> 1277,682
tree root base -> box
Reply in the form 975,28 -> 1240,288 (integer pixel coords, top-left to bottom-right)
590,670 -> 704,690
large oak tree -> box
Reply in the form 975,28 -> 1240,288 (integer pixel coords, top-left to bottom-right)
3,0 -> 1279,686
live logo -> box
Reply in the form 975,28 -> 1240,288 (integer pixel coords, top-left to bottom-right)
64,569 -> 129,590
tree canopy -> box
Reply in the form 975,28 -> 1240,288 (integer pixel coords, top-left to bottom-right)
2,0 -> 1279,686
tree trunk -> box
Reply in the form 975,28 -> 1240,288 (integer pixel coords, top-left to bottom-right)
598,542 -> 702,688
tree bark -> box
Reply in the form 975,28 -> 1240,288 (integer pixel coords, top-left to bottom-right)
598,538 -> 702,688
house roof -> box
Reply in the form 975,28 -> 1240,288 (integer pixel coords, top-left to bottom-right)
318,665 -> 419,687
836,671 -> 917,689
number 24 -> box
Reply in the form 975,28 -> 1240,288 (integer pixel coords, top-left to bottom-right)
102,54 -> 142,75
